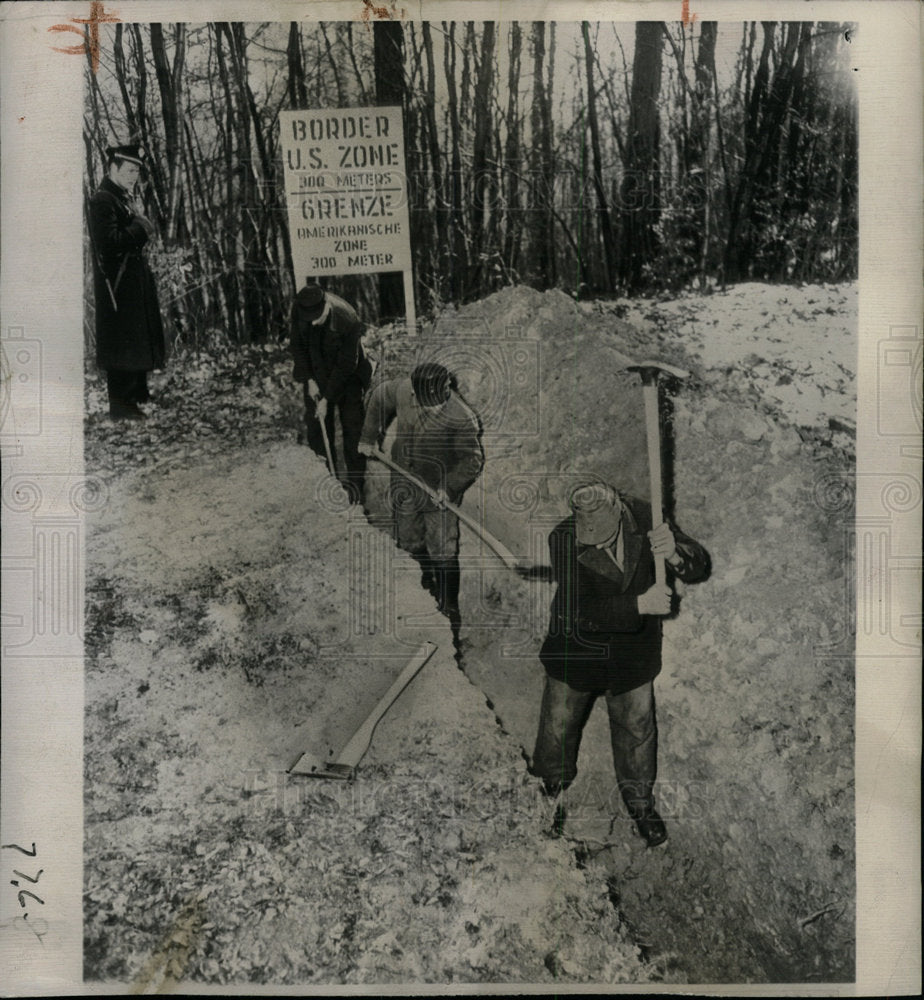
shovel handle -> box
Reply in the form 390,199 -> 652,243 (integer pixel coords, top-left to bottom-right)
318,409 -> 336,475
369,449 -> 521,572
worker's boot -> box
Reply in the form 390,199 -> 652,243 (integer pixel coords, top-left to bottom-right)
109,399 -> 146,421
432,557 -> 462,627
622,786 -> 667,848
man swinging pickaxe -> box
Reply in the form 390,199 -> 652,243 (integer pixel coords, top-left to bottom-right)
623,360 -> 691,593
530,361 -> 708,846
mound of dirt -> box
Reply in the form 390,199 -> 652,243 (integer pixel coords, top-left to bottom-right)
375,282 -> 856,983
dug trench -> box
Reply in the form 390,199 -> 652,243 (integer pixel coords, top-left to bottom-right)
84,443 -> 664,986
83,282 -> 856,985
368,283 -> 856,983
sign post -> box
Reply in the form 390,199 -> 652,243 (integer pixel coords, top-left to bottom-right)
279,107 -> 415,332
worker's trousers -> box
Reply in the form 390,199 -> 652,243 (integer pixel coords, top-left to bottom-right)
304,380 -> 366,503
390,474 -> 460,559
531,676 -> 658,817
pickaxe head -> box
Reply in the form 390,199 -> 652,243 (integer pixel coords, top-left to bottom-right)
623,360 -> 690,383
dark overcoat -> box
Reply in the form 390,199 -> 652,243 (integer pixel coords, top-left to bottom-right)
290,290 -> 371,403
89,176 -> 165,372
539,496 -> 708,693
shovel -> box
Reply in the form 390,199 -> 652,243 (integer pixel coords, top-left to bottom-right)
367,448 -> 537,576
318,407 -> 336,476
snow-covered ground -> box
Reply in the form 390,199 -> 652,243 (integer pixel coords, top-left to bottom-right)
84,280 -> 857,986
613,282 -> 856,430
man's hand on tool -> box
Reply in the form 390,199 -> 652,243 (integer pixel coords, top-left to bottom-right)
315,397 -> 328,420
433,488 -> 449,507
307,378 -> 321,402
358,441 -> 378,457
648,522 -> 680,566
638,582 -> 672,616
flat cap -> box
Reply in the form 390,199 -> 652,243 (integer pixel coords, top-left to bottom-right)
297,282 -> 327,318
411,362 -> 452,407
570,481 -> 622,545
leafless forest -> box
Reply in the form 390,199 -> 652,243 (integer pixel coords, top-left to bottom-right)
84,20 -> 857,347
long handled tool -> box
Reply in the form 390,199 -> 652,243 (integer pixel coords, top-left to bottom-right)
369,448 -> 523,573
624,361 -> 690,586
288,641 -> 437,779
318,406 -> 336,475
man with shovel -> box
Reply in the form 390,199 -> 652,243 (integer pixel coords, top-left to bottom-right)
290,281 -> 372,504
358,362 -> 484,625
532,480 -> 708,847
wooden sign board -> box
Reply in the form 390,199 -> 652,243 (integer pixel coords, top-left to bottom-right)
279,107 -> 412,280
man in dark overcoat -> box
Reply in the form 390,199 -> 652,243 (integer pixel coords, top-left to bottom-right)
89,144 -> 165,420
532,480 -> 708,846
290,282 -> 372,504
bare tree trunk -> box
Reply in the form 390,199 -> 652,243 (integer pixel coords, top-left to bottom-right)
373,21 -> 406,323
582,21 -> 618,291
286,23 -> 308,108
693,22 -> 718,284
182,116 -> 232,344
126,24 -> 167,226
319,23 -> 345,105
502,22 -> 522,279
224,22 -> 288,339
528,22 -> 555,288
618,21 -> 663,292
725,21 -> 807,281
461,23 -> 475,119
213,23 -> 244,343
421,22 -> 447,304
147,24 -> 191,339
546,22 -> 557,285
444,21 -> 466,302
113,24 -> 139,142
150,23 -> 185,239
469,22 -> 496,293
344,23 -> 370,105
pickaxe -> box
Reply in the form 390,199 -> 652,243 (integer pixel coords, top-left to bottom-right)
623,361 -> 690,587
289,641 -> 437,780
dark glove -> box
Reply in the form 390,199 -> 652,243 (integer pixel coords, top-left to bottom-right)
134,215 -> 155,239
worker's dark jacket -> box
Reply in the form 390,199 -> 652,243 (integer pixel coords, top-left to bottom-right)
290,290 -> 371,403
360,377 -> 484,502
89,176 -> 165,372
539,496 -> 708,693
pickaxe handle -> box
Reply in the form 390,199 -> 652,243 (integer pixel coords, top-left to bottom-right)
639,375 -> 666,588
334,641 -> 437,773
369,449 -> 521,573
625,361 -> 689,590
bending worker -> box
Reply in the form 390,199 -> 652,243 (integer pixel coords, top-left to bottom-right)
290,281 -> 372,504
532,480 -> 708,847
359,362 -> 484,625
